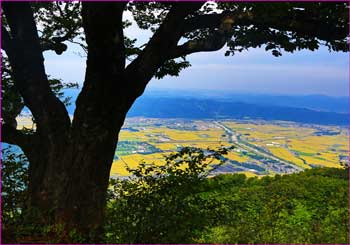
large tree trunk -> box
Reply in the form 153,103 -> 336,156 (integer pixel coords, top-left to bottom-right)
25,107 -> 129,241
2,2 -> 132,242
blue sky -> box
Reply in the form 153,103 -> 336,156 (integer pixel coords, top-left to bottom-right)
43,12 -> 349,97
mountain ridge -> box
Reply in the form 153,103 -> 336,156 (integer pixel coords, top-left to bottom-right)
126,97 -> 348,125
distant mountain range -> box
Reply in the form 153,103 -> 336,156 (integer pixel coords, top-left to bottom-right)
127,97 -> 348,125
61,88 -> 348,125
142,89 -> 349,113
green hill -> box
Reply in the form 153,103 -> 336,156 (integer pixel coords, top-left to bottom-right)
105,164 -> 349,244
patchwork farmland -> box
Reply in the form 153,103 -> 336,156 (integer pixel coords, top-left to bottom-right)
110,118 -> 348,177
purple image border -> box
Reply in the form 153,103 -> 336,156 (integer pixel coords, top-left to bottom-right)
0,0 -> 349,244
1,0 -> 349,1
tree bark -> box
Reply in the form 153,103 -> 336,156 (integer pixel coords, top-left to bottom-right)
23,112 -> 129,241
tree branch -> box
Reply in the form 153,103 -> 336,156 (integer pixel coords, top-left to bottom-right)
41,39 -> 68,54
169,32 -> 229,58
3,2 -> 71,140
182,7 -> 347,49
129,11 -> 251,71
168,12 -> 244,59
38,2 -> 82,55
182,11 -> 254,34
183,13 -> 224,33
1,26 -> 13,53
176,4 -> 348,57
3,23 -> 68,55
125,2 -> 204,98
72,2 -> 128,130
1,123 -> 33,150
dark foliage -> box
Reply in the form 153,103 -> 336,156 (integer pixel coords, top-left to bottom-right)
104,146 -> 229,243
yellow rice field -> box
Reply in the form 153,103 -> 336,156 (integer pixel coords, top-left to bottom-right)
73,119 -> 349,177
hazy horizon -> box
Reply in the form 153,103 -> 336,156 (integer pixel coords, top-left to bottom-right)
63,86 -> 349,99
141,87 -> 349,98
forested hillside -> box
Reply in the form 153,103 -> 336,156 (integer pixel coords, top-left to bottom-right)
105,163 -> 349,244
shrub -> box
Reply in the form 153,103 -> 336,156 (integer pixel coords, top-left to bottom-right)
104,146 -> 230,243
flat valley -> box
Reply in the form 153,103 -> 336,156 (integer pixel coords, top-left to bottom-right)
110,117 -> 348,177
